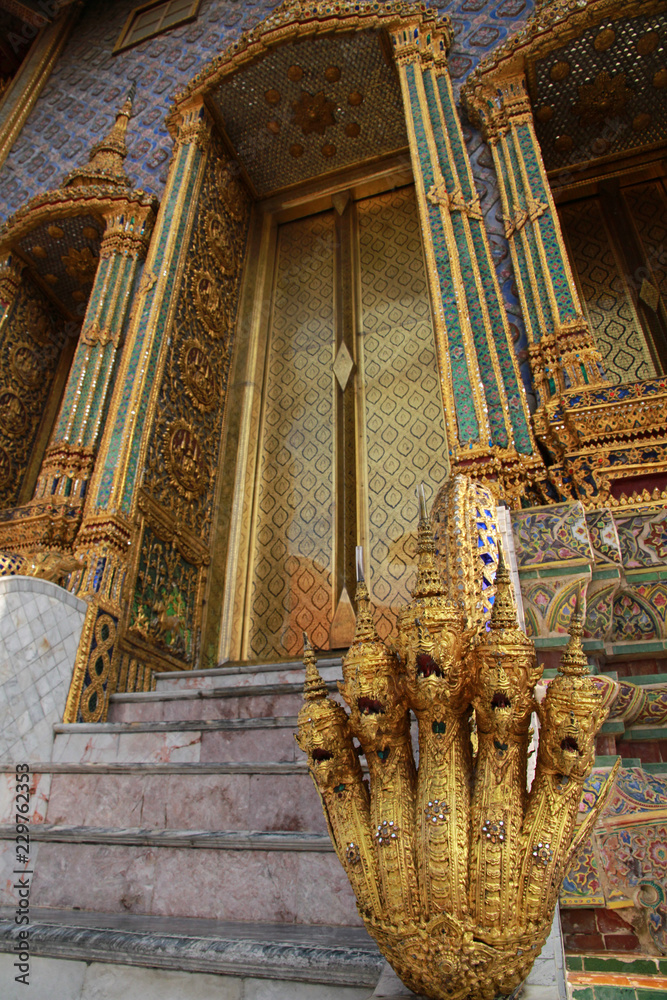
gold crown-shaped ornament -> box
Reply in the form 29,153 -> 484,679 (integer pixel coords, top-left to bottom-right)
297,488 -> 619,999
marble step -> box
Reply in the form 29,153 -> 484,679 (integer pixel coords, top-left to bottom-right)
0,907 -> 381,993
107,679 -> 340,724
154,656 -> 343,691
11,765 -> 327,833
51,715 -> 304,764
0,828 -> 359,925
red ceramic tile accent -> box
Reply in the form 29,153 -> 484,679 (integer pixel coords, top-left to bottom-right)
565,932 -> 605,951
603,933 -> 641,951
597,910 -> 634,934
562,909 -> 597,934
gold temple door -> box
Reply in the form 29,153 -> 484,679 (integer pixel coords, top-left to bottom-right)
243,183 -> 449,660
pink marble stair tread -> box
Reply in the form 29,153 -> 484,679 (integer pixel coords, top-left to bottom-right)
107,680 -> 343,724
50,716 -> 304,764
154,656 -> 343,691
40,768 -> 328,832
8,837 -> 360,925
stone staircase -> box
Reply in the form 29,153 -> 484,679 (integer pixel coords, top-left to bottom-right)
0,656 -> 384,998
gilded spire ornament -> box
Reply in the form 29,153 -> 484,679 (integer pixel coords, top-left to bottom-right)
64,83 -> 136,189
298,489 -> 618,999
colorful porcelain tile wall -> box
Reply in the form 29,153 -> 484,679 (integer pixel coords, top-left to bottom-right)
562,767 -> 667,957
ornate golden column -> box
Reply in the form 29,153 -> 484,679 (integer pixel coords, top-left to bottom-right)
64,98 -> 215,722
33,204 -> 154,511
464,76 -> 607,407
390,17 -> 541,503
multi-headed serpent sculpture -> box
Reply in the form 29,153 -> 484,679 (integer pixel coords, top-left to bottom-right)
296,506 -> 618,999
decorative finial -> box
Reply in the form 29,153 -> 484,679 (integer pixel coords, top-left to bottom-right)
488,544 -> 519,631
303,632 -> 328,701
418,482 -> 427,522
412,491 -> 446,599
63,87 -> 135,189
558,596 -> 589,677
355,545 -> 365,583
352,570 -> 382,644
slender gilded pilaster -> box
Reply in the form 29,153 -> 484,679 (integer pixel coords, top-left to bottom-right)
0,255 -> 23,317
464,76 -> 607,405
390,18 -> 540,500
32,205 -> 154,507
88,100 -> 212,522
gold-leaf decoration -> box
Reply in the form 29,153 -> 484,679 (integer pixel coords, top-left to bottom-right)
194,269 -> 229,339
10,345 -> 41,388
30,246 -> 47,259
164,421 -> 208,497
292,90 -> 336,136
61,246 -> 99,286
636,31 -> 659,56
593,28 -> 615,52
549,60 -> 570,82
0,390 -> 27,437
571,70 -> 632,127
179,339 -> 218,410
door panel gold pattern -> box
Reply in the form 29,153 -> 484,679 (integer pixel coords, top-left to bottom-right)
357,186 -> 449,640
247,212 -> 336,659
559,198 -> 655,385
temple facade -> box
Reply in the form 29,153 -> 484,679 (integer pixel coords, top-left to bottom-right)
0,1 -> 665,998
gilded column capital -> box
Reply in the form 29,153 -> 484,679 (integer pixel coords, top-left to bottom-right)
173,98 -> 214,153
99,201 -> 156,260
389,15 -> 453,68
0,254 -> 25,309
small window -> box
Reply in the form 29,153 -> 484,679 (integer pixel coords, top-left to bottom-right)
113,0 -> 201,53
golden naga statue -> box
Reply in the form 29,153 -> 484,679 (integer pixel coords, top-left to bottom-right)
296,503 -> 619,999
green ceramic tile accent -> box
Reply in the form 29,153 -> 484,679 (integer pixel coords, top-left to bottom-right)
591,986 -> 637,1000
636,990 -> 665,1000
567,957 -> 584,971
594,755 -> 622,766
625,725 -> 667,740
600,720 -> 625,735
610,640 -> 667,656
592,568 -> 622,581
533,637 -> 603,651
584,957 -> 659,975
519,569 -> 539,579
620,757 -> 642,767
659,959 -> 667,974
625,673 -> 667,686
536,563 -> 592,578
643,762 -> 667,775
625,568 -> 667,583
571,988 -> 594,1000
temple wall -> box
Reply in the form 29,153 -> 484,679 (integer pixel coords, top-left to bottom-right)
0,0 -> 535,220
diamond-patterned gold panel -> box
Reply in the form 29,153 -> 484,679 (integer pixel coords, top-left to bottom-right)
247,212 -> 335,659
357,186 -> 449,640
624,181 -> 667,305
559,197 -> 656,385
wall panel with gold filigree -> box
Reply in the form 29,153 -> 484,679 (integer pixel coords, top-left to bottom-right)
559,198 -> 656,385
246,212 -> 336,660
0,276 -> 71,508
128,134 -> 250,664
357,185 -> 448,640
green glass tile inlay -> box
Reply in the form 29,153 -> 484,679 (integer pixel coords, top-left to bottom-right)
406,62 -> 479,446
